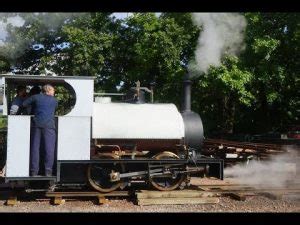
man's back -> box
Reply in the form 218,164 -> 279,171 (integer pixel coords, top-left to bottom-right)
23,93 -> 58,128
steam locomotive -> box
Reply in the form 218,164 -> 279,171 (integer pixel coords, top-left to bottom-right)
0,73 -> 223,192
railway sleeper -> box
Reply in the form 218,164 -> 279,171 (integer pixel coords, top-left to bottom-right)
5,196 -> 18,206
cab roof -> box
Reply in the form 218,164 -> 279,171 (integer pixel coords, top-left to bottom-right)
0,74 -> 94,80
0,74 -> 94,85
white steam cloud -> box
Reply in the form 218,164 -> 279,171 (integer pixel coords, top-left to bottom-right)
0,15 -> 25,45
225,149 -> 299,188
0,13 -> 88,64
190,13 -> 247,74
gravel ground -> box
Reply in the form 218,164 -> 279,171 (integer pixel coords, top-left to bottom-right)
0,196 -> 299,212
0,177 -> 299,212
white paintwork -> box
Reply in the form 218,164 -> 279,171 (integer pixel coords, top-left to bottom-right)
92,103 -> 185,139
226,153 -> 238,158
57,78 -> 93,160
0,78 -> 3,114
1,77 -> 7,115
0,75 -> 94,170
0,76 -> 94,116
6,116 -> 31,177
95,97 -> 111,103
57,116 -> 91,160
0,77 -> 3,105
64,79 -> 94,117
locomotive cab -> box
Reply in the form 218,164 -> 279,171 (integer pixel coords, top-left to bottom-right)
0,75 -> 93,184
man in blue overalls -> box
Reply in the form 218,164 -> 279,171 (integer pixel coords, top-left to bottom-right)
23,84 -> 58,176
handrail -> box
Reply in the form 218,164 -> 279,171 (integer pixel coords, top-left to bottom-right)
94,93 -> 125,96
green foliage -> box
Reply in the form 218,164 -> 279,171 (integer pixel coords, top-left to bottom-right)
0,117 -> 7,129
54,85 -> 76,115
240,12 -> 300,133
0,12 -> 299,136
111,13 -> 198,101
191,56 -> 254,134
0,56 -> 10,72
61,26 -> 113,76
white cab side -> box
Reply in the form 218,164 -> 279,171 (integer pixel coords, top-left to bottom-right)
64,79 -> 94,117
6,116 -> 31,177
57,116 -> 91,160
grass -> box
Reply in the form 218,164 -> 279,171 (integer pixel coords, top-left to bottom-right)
0,117 -> 7,129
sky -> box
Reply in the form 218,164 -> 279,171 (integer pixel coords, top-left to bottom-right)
112,13 -> 161,20
113,13 -> 133,20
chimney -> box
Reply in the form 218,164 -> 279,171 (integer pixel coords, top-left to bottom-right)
182,72 -> 191,112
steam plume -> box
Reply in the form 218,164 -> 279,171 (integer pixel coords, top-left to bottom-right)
0,13 -> 87,64
0,15 -> 25,45
190,13 -> 247,74
225,148 -> 299,188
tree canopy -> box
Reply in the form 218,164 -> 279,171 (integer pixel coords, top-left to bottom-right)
0,12 -> 299,136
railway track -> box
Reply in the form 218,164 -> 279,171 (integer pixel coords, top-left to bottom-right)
1,183 -> 299,206
203,138 -> 288,155
0,136 -> 298,206
202,138 -> 299,165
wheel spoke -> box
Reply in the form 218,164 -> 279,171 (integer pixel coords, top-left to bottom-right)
87,154 -> 124,193
150,151 -> 186,191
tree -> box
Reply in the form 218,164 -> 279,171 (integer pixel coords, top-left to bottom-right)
109,12 -> 200,103
0,56 -> 10,72
1,13 -> 91,74
241,13 -> 300,133
190,56 -> 253,135
0,12 -> 298,136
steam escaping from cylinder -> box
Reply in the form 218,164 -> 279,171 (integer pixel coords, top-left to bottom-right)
190,13 -> 247,75
224,148 -> 299,189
